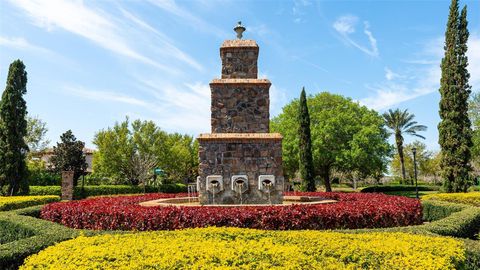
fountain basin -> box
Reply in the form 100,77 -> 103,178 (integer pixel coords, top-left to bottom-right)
139,196 -> 337,207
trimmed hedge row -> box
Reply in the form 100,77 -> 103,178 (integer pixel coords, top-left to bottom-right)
1,196 -> 479,269
29,184 -> 187,198
0,207 -> 81,270
423,192 -> 480,207
20,228 -> 466,270
40,192 -> 423,231
0,196 -> 59,211
361,184 -> 440,193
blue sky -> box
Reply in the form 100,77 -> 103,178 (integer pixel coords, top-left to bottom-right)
0,0 -> 479,151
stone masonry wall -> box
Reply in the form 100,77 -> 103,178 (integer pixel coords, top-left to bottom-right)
220,40 -> 258,79
211,79 -> 270,133
198,137 -> 283,205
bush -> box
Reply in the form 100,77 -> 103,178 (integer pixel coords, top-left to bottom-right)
40,192 -> 422,231
361,185 -> 440,193
0,196 -> 59,211
29,184 -> 187,198
19,227 -> 465,270
0,220 -> 34,245
422,200 -> 467,222
27,160 -> 61,186
0,212 -> 81,269
423,192 -> 480,207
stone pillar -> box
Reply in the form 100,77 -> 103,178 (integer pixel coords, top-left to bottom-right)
61,171 -> 74,200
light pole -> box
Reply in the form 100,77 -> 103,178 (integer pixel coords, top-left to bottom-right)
412,147 -> 419,199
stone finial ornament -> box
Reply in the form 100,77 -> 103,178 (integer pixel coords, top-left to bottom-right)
234,21 -> 246,39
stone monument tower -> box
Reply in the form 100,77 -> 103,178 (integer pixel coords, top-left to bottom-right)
197,22 -> 284,205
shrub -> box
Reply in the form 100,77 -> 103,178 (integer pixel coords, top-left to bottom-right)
0,212 -> 81,270
19,227 -> 465,270
361,185 -> 440,193
0,220 -> 34,245
422,200 -> 467,222
423,192 -> 480,207
40,192 -> 422,231
29,184 -> 187,198
0,196 -> 59,211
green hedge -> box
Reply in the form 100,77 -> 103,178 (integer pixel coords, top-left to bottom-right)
0,220 -> 34,245
0,211 -> 81,269
361,185 -> 440,193
29,184 -> 187,198
422,200 -> 467,222
0,196 -> 59,212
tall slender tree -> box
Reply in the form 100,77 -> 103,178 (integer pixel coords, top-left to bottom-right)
0,60 -> 29,195
298,88 -> 315,191
438,0 -> 472,192
383,109 -> 427,184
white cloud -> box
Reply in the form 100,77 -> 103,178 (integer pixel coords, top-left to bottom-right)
0,36 -> 52,54
333,15 -> 379,57
333,15 -> 357,34
119,7 -> 203,71
360,33 -> 480,110
8,0 -> 173,73
292,0 -> 311,23
147,0 -> 228,38
65,85 -> 153,108
384,67 -> 403,81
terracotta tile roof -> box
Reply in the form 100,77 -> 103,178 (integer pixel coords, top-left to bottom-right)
210,78 -> 271,84
198,133 -> 282,143
220,39 -> 258,48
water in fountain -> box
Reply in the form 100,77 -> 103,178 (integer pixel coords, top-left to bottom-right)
234,181 -> 245,205
210,180 -> 219,204
262,180 -> 273,204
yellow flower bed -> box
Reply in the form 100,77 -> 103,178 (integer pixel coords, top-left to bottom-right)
0,195 -> 59,211
21,227 -> 465,270
423,192 -> 480,207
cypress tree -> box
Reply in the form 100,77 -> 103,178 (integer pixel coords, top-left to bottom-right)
0,60 -> 29,195
298,88 -> 316,191
438,0 -> 472,192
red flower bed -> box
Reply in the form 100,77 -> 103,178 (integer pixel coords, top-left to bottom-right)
40,192 -> 422,231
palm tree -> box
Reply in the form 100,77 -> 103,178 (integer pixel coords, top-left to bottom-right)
383,109 -> 427,184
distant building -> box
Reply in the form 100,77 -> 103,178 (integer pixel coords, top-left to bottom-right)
36,148 -> 95,173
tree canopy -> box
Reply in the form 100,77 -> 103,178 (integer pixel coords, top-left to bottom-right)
51,130 -> 87,186
93,118 -> 198,185
438,0 -> 472,192
383,108 -> 427,184
0,60 -> 29,195
298,88 -> 315,191
271,92 -> 391,191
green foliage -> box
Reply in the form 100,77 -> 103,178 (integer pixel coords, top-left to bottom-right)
25,116 -> 49,153
26,159 -> 60,186
51,130 -> 87,186
438,0 -> 473,192
0,60 -> 29,196
0,220 -> 34,245
383,108 -> 427,183
390,141 -> 441,183
28,184 -> 187,197
93,118 -> 198,185
421,200 -> 467,222
271,92 -> 391,191
361,185 -> 440,193
463,239 -> 480,270
0,211 -> 83,269
298,88 -> 315,191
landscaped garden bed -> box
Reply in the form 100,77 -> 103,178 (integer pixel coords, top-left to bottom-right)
40,192 -> 422,231
0,196 -> 59,211
423,192 -> 480,207
19,227 -> 465,270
